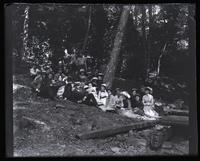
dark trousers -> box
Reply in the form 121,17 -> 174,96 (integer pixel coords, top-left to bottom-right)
38,85 -> 55,100
63,84 -> 72,99
83,93 -> 98,106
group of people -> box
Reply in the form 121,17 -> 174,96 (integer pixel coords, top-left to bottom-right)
29,48 -> 160,120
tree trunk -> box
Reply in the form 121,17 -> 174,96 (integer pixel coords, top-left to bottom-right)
147,5 -> 153,76
157,43 -> 167,76
22,6 -> 30,61
81,5 -> 92,56
103,5 -> 130,89
141,6 -> 148,78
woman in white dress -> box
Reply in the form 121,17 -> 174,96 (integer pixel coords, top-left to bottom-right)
142,87 -> 160,119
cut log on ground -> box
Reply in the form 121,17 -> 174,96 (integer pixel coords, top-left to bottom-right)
76,120 -> 158,140
164,109 -> 189,116
159,115 -> 189,126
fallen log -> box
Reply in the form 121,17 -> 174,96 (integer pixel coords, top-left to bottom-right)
164,109 -> 189,116
76,120 -> 158,140
159,115 -> 189,126
22,116 -> 50,131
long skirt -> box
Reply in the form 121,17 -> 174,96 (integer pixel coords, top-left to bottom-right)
143,105 -> 159,118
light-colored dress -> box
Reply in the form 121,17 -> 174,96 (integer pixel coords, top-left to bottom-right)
96,90 -> 108,106
142,94 -> 159,118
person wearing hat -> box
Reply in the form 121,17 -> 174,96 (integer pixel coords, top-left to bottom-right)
96,73 -> 104,91
142,87 -> 160,119
130,88 -> 138,107
78,68 -> 88,83
131,94 -> 144,116
96,84 -> 109,108
120,91 -> 132,110
82,83 -> 98,106
68,81 -> 86,103
131,88 -> 137,96
104,89 -> 117,112
114,88 -> 124,109
91,77 -> 98,87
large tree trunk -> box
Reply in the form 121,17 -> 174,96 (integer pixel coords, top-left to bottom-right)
147,5 -> 153,76
22,6 -> 30,61
103,5 -> 131,89
81,5 -> 92,56
141,6 -> 148,78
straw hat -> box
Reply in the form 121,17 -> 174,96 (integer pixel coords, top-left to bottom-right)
80,68 -> 85,72
145,86 -> 153,92
84,85 -> 89,89
131,88 -> 137,91
101,84 -> 107,88
91,77 -> 98,80
120,91 -> 131,99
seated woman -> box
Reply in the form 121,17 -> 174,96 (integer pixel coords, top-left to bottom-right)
131,94 -> 144,115
114,88 -> 124,109
142,87 -> 160,119
120,91 -> 132,110
103,89 -> 117,112
96,84 -> 108,108
118,91 -> 144,119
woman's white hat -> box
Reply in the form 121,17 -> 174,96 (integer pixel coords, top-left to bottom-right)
120,91 -> 131,99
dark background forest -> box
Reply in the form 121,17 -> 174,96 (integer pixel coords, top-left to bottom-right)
11,3 -> 196,104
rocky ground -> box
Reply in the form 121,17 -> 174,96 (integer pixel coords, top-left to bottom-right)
13,74 -> 189,157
